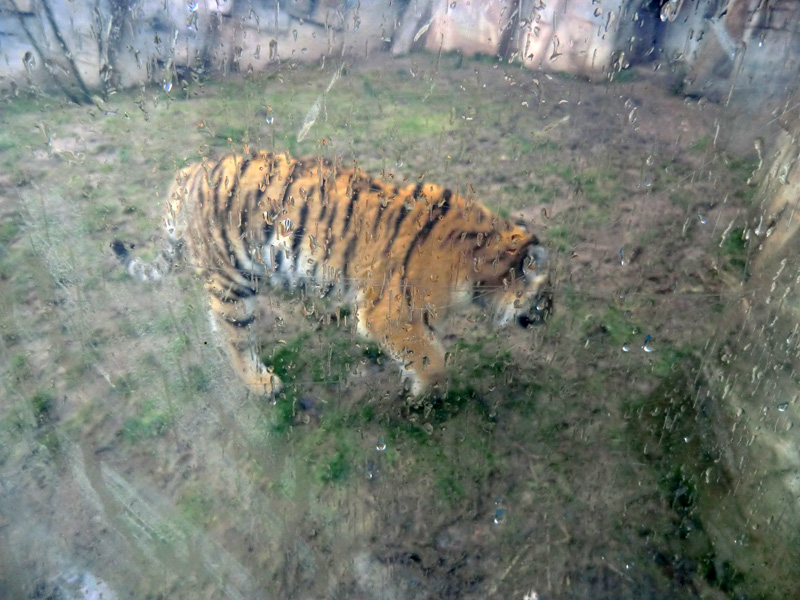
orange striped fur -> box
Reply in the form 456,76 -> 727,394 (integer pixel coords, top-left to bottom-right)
161,150 -> 551,396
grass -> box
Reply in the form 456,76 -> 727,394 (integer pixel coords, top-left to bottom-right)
720,226 -> 749,278
122,399 -> 173,442
29,390 -> 55,426
0,52 -> 786,599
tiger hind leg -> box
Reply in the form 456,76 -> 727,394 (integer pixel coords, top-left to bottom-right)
207,288 -> 282,398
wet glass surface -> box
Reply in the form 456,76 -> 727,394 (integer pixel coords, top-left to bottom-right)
0,2 -> 798,599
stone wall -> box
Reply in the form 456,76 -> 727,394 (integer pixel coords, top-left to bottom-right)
702,96 -> 800,584
2,1 -> 799,109
0,0 -> 394,98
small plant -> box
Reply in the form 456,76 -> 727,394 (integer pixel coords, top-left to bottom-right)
29,391 -> 55,426
720,227 -> 748,277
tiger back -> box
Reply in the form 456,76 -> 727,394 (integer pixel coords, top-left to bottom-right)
162,150 -> 552,396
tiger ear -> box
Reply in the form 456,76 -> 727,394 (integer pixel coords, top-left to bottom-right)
524,243 -> 547,271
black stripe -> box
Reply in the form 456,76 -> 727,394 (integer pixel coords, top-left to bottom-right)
222,314 -> 255,328
440,189 -> 453,209
203,176 -> 232,272
341,188 -> 360,236
255,171 -> 271,206
441,229 -> 481,246
292,198 -> 310,253
209,284 -> 257,301
208,264 -> 255,296
280,180 -> 293,209
238,187 -> 254,244
402,191 -> 453,274
412,182 -> 424,199
292,200 -> 310,268
219,159 -> 253,277
340,234 -> 359,284
383,204 -> 410,256
404,282 -> 414,309
324,204 -> 339,258
277,160 -> 298,210
209,160 -> 226,185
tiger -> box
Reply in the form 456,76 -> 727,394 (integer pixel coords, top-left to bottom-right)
114,150 -> 552,397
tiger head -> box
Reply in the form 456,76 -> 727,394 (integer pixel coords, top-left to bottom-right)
512,241 -> 553,328
475,235 -> 553,329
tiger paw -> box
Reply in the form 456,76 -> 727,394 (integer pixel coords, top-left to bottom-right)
247,369 -> 283,398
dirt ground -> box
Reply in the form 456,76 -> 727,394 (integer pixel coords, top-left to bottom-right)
0,53 -> 789,599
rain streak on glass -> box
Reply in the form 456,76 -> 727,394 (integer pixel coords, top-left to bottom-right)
493,498 -> 506,525
2,0 -> 800,598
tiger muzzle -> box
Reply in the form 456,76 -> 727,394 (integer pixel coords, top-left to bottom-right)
518,289 -> 553,328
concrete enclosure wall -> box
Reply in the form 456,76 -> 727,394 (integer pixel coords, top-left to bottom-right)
1,0 -> 799,110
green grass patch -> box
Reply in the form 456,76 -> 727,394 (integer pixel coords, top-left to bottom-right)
607,68 -> 638,84
122,399 -> 172,442
690,135 -> 710,152
178,489 -> 215,525
583,305 -> 637,348
720,227 -> 748,278
546,224 -> 572,252
29,391 -> 55,426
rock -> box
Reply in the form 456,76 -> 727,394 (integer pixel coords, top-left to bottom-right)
422,0 -> 515,58
516,0 -> 628,77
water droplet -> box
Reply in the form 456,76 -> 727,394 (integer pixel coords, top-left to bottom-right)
187,0 -> 198,11
366,460 -> 377,480
646,155 -> 654,167
619,247 -> 626,266
777,402 -> 788,412
622,342 -> 631,352
376,437 -> 386,451
265,116 -> 274,125
697,213 -> 706,224
163,81 -> 173,93
659,0 -> 680,22
22,51 -> 36,73
642,334 -> 654,353
492,497 -> 506,524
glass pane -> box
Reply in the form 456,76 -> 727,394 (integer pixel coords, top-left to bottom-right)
0,1 -> 797,598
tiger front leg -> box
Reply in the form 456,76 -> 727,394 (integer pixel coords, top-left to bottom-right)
207,288 -> 282,397
359,306 -> 447,396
